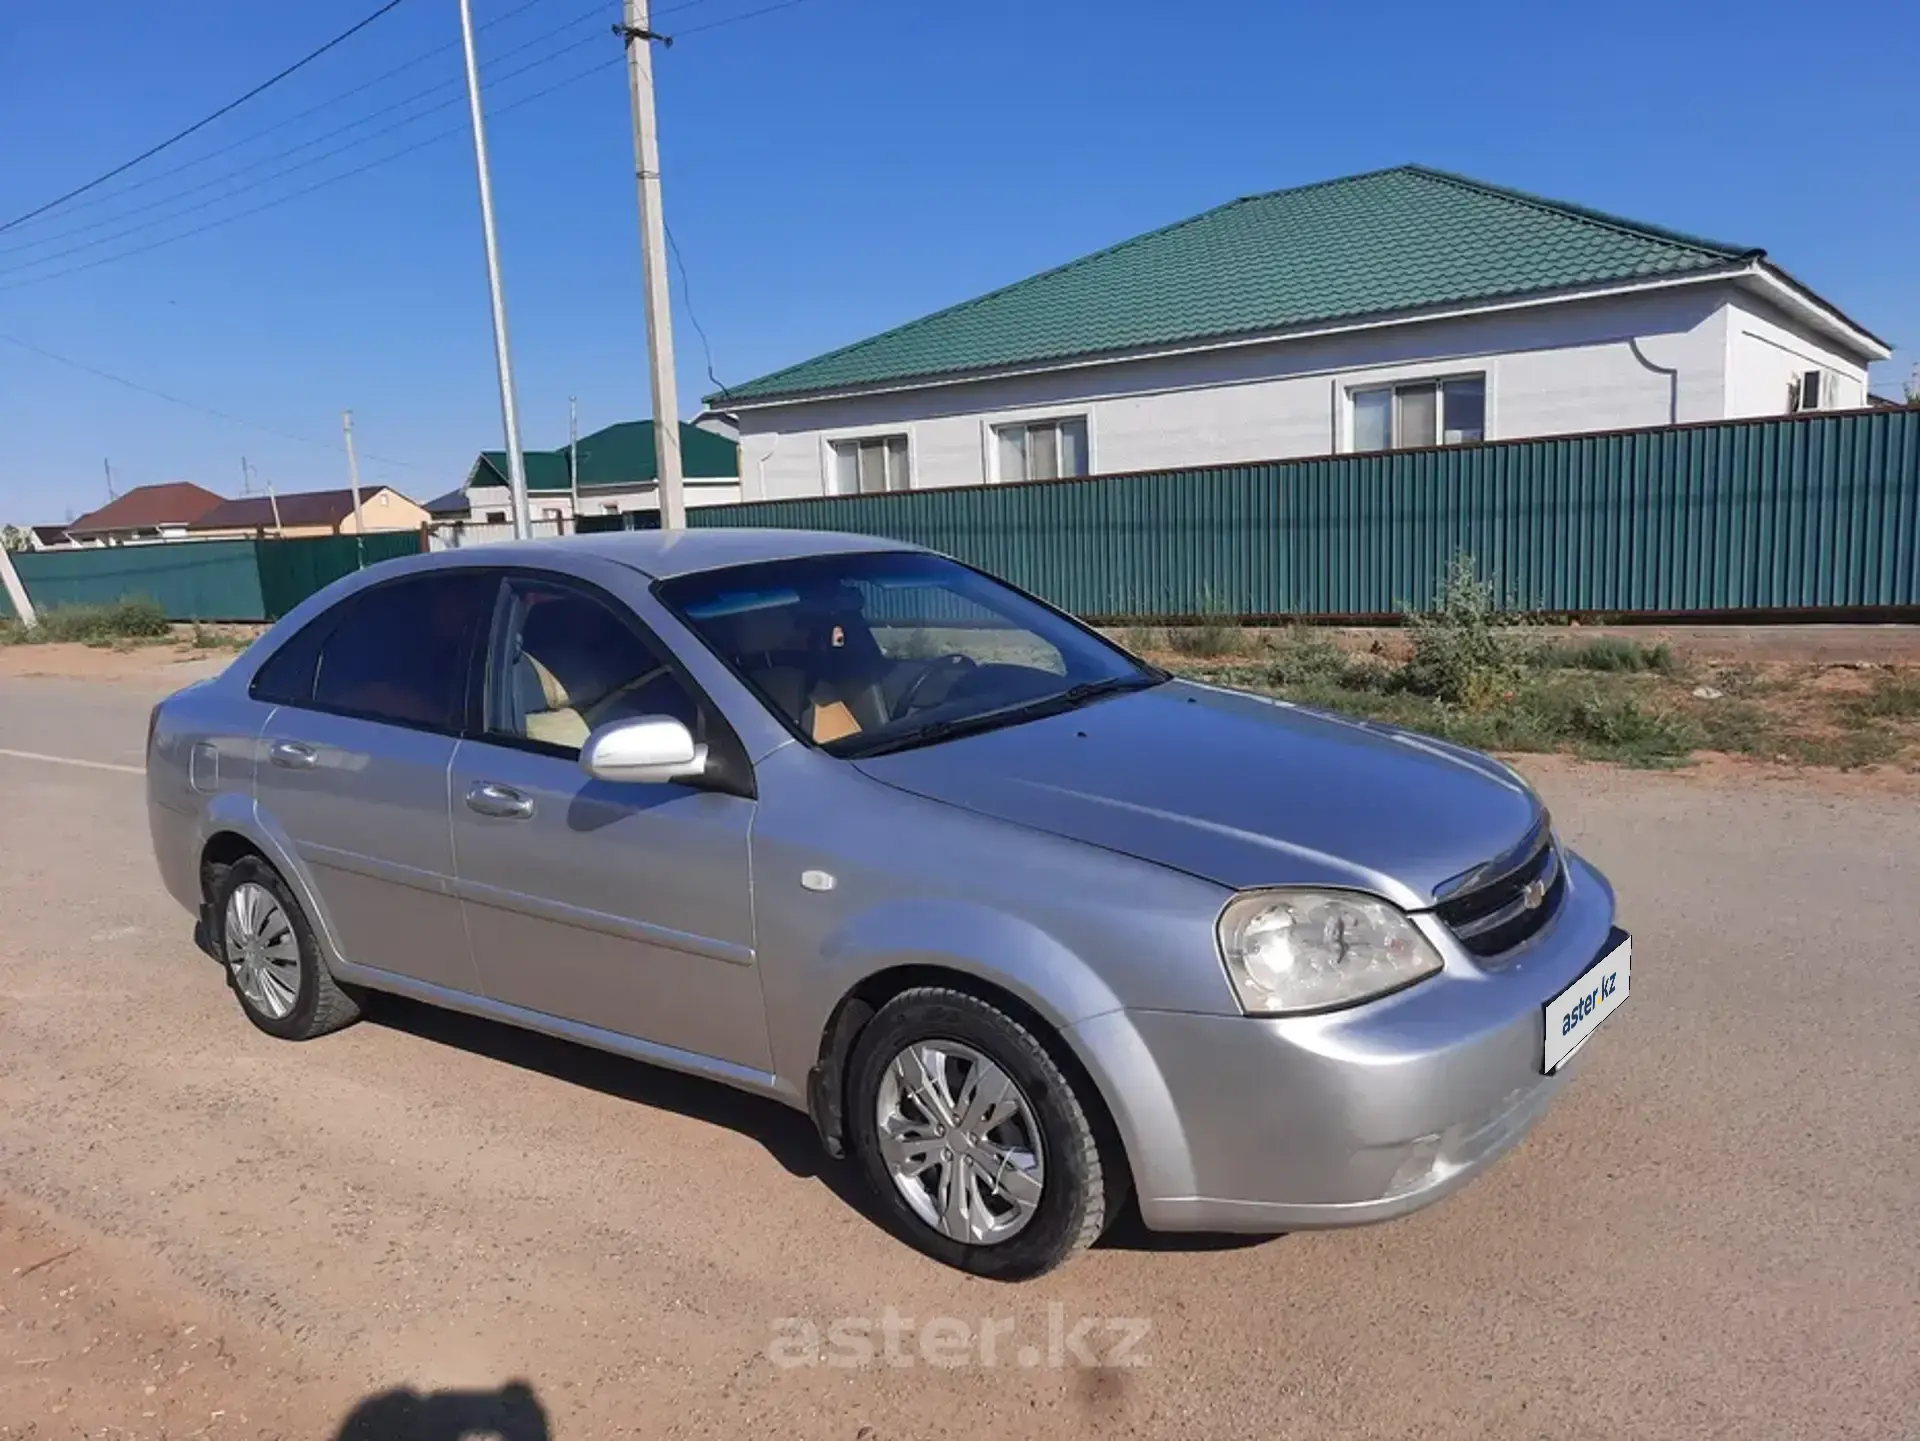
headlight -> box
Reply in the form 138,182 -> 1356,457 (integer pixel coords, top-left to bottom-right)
1216,890 -> 1443,1015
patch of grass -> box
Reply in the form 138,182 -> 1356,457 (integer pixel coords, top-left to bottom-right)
1688,697 -> 1775,755
1163,618 -> 1248,658
1848,671 -> 1920,720
188,622 -> 255,652
1534,634 -> 1676,674
0,596 -> 170,645
1779,730 -> 1902,770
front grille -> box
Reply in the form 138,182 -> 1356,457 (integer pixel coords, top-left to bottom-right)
1434,823 -> 1564,959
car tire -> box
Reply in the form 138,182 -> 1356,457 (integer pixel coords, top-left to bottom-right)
208,857 -> 360,1041
847,987 -> 1110,1280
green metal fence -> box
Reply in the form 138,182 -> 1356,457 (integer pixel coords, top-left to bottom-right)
2,531 -> 425,622
690,408 -> 1920,618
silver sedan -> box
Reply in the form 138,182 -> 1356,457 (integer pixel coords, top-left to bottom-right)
146,530 -> 1629,1278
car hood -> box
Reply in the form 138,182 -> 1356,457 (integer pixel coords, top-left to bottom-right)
853,680 -> 1541,907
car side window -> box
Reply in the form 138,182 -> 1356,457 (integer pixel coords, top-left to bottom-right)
308,574 -> 493,732
491,580 -> 701,756
249,610 -> 339,707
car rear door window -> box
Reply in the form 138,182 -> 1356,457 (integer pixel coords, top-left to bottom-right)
310,573 -> 494,732
249,610 -> 338,706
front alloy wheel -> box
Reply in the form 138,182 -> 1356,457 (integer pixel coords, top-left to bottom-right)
847,987 -> 1115,1279
875,1040 -> 1046,1245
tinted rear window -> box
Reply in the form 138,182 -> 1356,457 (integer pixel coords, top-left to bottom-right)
249,611 -> 337,707
309,573 -> 494,732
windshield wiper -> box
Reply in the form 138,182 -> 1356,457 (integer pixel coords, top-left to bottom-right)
841,673 -> 1163,759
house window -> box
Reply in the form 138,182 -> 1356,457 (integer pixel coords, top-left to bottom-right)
830,435 -> 910,494
1351,375 -> 1485,451
995,416 -> 1088,483
486,511 -> 507,523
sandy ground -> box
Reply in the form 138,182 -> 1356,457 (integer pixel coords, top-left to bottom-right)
1,674 -> 1917,1439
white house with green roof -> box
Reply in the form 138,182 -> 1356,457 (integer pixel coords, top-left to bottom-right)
435,419 -> 742,529
711,166 -> 1889,500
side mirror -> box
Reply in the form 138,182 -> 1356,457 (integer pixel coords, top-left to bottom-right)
580,716 -> 708,785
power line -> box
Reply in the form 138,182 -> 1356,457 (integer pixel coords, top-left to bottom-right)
0,0 -> 414,236
0,26 -> 609,271
0,0 -> 823,291
4,0 -> 725,236
0,55 -> 623,295
19,0 -> 566,228
665,223 -> 727,395
0,331 -> 425,470
671,0 -> 821,38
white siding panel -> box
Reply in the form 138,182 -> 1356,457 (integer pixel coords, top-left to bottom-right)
1724,293 -> 1870,418
738,284 -> 1742,498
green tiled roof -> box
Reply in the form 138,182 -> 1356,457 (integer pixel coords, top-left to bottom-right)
713,165 -> 1757,405
469,422 -> 737,494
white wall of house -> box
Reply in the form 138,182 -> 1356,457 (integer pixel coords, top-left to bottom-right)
735,280 -> 1878,501
1722,292 -> 1869,417
459,480 -> 743,526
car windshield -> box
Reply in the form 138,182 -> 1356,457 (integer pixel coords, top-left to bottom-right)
658,551 -> 1162,757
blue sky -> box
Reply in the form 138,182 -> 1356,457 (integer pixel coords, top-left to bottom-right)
1,0 -> 1914,523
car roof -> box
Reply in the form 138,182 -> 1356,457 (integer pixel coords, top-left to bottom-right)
402,527 -> 925,581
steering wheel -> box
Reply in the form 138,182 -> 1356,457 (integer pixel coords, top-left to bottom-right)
892,654 -> 977,720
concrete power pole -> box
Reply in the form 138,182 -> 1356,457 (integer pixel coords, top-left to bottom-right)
342,411 -> 367,570
0,541 -> 34,629
458,0 -> 531,541
568,395 -> 581,533
619,0 -> 685,531
244,458 -> 284,538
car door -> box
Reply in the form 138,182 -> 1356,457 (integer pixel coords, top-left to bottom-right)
447,571 -> 768,1071
252,570 -> 493,994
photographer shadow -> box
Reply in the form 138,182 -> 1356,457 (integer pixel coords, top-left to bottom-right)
334,1380 -> 549,1441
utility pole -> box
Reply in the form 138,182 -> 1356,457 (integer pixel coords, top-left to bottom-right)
244,457 -> 284,538
458,0 -> 531,540
619,0 -> 685,531
0,542 -> 34,629
342,411 -> 367,570
103,458 -> 116,500
568,395 -> 580,533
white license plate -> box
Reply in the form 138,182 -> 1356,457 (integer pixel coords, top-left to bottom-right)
1544,933 -> 1631,1073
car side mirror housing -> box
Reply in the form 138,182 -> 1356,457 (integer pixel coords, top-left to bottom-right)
580,716 -> 708,785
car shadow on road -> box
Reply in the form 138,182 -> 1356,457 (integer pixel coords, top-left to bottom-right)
334,1379 -> 548,1440
360,993 -> 882,1221
363,992 -> 1291,1263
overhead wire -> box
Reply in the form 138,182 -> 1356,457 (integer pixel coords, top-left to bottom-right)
0,0 -> 414,236
0,331 -> 426,470
0,53 -> 625,295
0,25 -> 612,271
20,0 -> 567,227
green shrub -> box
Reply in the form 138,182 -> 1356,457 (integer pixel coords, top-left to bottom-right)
0,596 -> 169,645
1395,554 -> 1525,707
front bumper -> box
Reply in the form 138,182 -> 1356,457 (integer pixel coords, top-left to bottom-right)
1068,852 -> 1620,1232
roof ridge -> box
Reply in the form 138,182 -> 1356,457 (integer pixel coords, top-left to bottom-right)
1397,164 -> 1758,260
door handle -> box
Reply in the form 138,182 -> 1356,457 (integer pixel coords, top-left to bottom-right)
268,740 -> 318,770
465,781 -> 534,820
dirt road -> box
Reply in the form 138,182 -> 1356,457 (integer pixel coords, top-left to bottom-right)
2,674 -> 1916,1439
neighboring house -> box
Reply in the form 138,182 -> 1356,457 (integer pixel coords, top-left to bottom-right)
713,166 -> 1891,500
188,486 -> 427,539
64,482 -> 223,545
457,420 -> 742,525
28,525 -> 71,551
